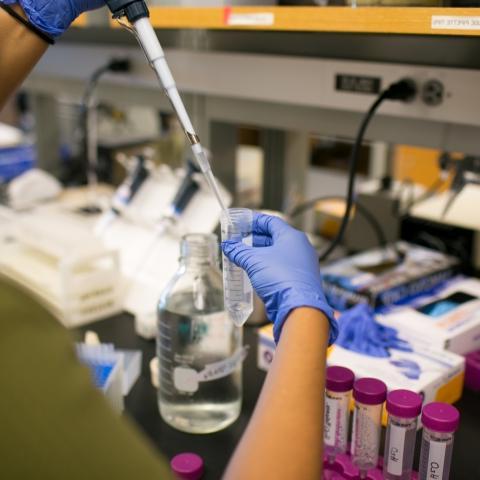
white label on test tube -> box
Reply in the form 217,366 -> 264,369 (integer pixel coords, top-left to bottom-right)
426,441 -> 446,480
324,396 -> 339,447
325,391 -> 350,451
387,424 -> 406,475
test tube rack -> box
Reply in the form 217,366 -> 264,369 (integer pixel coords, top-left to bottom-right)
0,211 -> 122,327
323,453 -> 419,480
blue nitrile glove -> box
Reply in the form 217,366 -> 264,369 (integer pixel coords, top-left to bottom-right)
222,212 -> 338,345
336,303 -> 412,358
390,359 -> 421,380
1,0 -> 105,37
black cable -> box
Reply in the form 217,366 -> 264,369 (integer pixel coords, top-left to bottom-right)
318,92 -> 388,261
81,66 -> 110,111
317,79 -> 417,262
79,59 -> 131,187
289,195 -> 388,249
81,59 -> 131,110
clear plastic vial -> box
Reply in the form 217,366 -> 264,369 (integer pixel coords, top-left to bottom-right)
383,390 -> 423,480
419,402 -> 460,480
351,377 -> 387,478
221,208 -> 254,327
324,366 -> 355,463
157,234 -> 243,434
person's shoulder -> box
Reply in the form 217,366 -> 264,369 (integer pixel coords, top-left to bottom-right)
0,275 -> 60,332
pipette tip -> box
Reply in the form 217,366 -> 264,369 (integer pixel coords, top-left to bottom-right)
227,309 -> 251,328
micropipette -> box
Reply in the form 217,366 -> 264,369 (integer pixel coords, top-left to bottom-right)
104,0 -> 230,222
95,153 -> 149,235
131,159 -> 202,277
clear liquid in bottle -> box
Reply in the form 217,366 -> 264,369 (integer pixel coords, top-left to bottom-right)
157,234 -> 243,434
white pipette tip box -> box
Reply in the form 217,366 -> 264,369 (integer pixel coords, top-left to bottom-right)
77,344 -> 124,413
76,343 -> 143,412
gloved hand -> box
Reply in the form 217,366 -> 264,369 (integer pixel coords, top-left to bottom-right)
1,0 -> 105,37
222,212 -> 338,345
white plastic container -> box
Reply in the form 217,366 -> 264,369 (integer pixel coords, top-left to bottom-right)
0,212 -> 121,327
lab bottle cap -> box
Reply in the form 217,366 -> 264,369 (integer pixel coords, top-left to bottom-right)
421,402 -> 460,433
386,390 -> 423,419
353,377 -> 387,406
326,366 -> 355,393
170,453 -> 204,480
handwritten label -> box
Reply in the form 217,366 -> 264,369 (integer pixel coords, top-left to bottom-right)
426,440 -> 446,480
324,396 -> 338,447
431,15 -> 480,31
173,347 -> 248,393
386,424 -> 406,476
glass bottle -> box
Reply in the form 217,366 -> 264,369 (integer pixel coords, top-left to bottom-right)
157,234 -> 243,434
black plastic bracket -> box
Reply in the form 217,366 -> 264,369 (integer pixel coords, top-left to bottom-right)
105,0 -> 149,22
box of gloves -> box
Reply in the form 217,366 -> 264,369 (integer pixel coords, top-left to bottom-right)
377,276 -> 480,355
257,305 -> 465,409
258,324 -> 276,372
322,242 -> 459,311
329,304 -> 464,406
327,342 -> 465,408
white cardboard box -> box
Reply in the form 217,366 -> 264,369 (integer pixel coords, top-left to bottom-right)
257,324 -> 465,408
378,276 -> 480,355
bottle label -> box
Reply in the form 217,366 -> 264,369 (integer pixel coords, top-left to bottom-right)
324,396 -> 338,447
198,347 -> 248,382
173,346 -> 248,393
426,440 -> 446,480
387,424 -> 406,475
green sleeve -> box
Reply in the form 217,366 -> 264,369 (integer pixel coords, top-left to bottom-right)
0,277 -> 173,480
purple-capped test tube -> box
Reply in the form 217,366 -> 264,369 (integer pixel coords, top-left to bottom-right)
383,390 -> 423,480
418,403 -> 460,480
351,378 -> 387,479
324,366 -> 355,463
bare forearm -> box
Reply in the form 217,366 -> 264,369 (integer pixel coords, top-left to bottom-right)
0,5 -> 48,110
224,308 -> 329,480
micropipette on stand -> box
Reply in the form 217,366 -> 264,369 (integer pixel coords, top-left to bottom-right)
130,158 -> 202,279
104,0 -> 231,223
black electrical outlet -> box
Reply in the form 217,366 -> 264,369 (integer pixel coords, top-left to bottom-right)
422,79 -> 445,106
